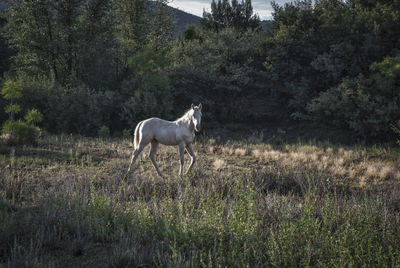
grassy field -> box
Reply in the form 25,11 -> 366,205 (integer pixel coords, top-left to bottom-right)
1,132 -> 400,267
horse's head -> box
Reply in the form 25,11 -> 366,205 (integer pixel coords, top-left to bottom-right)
191,103 -> 202,132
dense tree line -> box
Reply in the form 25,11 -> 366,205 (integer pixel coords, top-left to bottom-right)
1,0 -> 173,135
0,0 -> 399,140
263,0 -> 400,140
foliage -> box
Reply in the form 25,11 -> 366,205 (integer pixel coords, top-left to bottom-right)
120,46 -> 173,127
45,84 -> 119,136
122,129 -> 132,140
1,78 -> 43,145
4,104 -> 21,115
370,56 -> 400,94
1,78 -> 23,121
113,0 -> 149,79
1,120 -> 40,145
1,79 -> 22,100
146,0 -> 174,50
128,46 -> 170,81
4,0 -> 173,87
201,0 -> 260,31
24,109 -> 43,125
1,0 -> 175,136
307,57 -> 400,139
1,0 -> 400,141
263,0 -> 399,116
0,17 -> 13,78
392,120 -> 400,146
180,24 -> 200,42
169,27 -> 267,122
97,125 -> 110,139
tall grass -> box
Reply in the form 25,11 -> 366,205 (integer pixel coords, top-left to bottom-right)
1,135 -> 400,266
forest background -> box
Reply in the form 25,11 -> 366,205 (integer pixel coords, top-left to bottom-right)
1,0 -> 400,142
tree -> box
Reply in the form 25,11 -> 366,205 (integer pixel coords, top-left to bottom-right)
146,0 -> 174,51
120,46 -> 173,127
201,0 -> 260,31
5,0 -> 59,79
1,78 -> 22,123
306,56 -> 400,139
1,78 -> 42,145
75,0 -> 116,89
262,0 -> 399,119
5,0 -> 120,87
169,27 -> 266,122
0,16 -> 13,78
113,0 -> 148,80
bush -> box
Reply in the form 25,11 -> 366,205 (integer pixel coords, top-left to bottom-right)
45,84 -> 119,136
97,125 -> 110,139
392,120 -> 400,146
120,47 -> 174,127
306,57 -> 400,140
169,27 -> 265,122
24,109 -> 43,125
1,120 -> 41,145
122,129 -> 132,140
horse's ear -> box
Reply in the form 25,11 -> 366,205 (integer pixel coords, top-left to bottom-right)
198,103 -> 202,110
191,103 -> 195,109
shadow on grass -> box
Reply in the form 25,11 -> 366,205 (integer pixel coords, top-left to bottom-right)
0,145 -> 104,166
206,121 -> 393,147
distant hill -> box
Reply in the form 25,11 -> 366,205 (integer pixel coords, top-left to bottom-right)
169,7 -> 201,38
261,20 -> 272,32
0,2 -> 6,12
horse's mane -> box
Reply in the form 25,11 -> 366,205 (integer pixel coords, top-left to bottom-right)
175,109 -> 193,123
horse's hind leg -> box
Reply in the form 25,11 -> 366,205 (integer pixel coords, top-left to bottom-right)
127,142 -> 146,174
149,140 -> 163,178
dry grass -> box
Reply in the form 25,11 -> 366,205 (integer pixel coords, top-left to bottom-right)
245,143 -> 400,189
208,145 -> 216,154
221,146 -> 235,155
213,158 -> 227,171
234,148 -> 248,156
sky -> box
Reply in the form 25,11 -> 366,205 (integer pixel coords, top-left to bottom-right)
168,0 -> 290,20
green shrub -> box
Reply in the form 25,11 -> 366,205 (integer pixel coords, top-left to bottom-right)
97,125 -> 110,139
0,79 -> 22,100
1,120 -> 41,145
122,129 -> 132,140
392,120 -> 400,146
24,109 -> 43,125
45,84 -> 119,136
4,104 -> 21,115
307,56 -> 400,140
169,28 -> 263,122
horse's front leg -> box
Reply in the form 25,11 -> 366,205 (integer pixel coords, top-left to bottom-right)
178,142 -> 185,177
186,144 -> 196,174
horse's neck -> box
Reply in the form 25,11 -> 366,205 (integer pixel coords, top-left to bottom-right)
176,112 -> 194,132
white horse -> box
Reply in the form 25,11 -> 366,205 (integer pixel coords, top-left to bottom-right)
127,103 -> 202,178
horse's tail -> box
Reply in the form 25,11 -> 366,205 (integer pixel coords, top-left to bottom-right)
134,121 -> 143,149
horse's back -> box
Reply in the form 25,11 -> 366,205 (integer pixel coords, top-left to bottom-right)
139,117 -> 178,145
